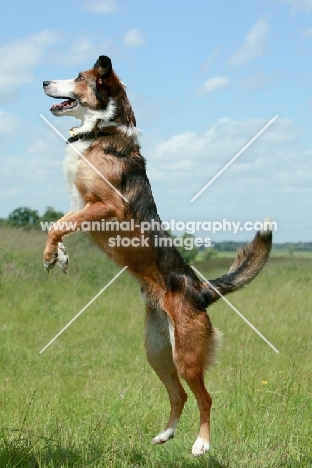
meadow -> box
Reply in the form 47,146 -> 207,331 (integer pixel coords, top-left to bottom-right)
0,228 -> 311,467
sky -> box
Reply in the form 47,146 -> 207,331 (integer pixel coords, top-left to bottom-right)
0,0 -> 312,242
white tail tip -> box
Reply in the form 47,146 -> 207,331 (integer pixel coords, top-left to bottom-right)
260,216 -> 273,236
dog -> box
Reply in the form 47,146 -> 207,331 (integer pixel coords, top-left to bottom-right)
43,56 -> 272,457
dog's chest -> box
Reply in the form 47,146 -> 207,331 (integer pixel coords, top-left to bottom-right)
63,140 -> 91,212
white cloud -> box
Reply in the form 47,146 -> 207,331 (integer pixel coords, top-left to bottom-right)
123,29 -> 145,48
26,126 -> 65,179
280,0 -> 312,11
302,27 -> 312,37
0,30 -> 60,103
81,0 -> 119,14
201,49 -> 220,71
52,35 -> 116,67
194,76 -> 230,96
152,118 -> 302,167
260,118 -> 303,144
0,111 -> 21,136
139,118 -> 311,242
0,124 -> 70,217
145,117 -> 306,230
228,17 -> 270,67
242,71 -> 284,90
0,152 -> 68,217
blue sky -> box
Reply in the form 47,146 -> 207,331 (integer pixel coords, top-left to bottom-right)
1,0 -> 312,241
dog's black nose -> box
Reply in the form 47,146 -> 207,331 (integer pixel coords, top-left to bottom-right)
43,81 -> 50,87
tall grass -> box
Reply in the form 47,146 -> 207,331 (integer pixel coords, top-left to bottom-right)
0,228 -> 311,467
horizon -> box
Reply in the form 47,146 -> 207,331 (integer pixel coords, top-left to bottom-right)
1,207 -> 311,245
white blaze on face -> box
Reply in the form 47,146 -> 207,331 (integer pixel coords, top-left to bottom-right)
46,79 -> 76,99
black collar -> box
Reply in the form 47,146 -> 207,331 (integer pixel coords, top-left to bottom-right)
66,130 -> 113,144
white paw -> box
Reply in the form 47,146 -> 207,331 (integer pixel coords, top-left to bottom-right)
56,242 -> 69,274
192,437 -> 210,457
152,428 -> 175,444
43,253 -> 58,272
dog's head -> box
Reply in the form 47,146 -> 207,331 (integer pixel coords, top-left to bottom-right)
43,56 -> 136,134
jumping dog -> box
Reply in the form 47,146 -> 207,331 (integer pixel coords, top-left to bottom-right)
43,56 -> 272,457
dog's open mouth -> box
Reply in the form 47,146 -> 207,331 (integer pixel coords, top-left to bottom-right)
50,98 -> 79,113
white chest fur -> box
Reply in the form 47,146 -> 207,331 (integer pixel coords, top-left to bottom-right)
63,140 -> 91,212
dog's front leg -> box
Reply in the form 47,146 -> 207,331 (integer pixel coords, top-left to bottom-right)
43,202 -> 118,273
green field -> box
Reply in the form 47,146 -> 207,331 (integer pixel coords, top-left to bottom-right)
0,228 -> 311,467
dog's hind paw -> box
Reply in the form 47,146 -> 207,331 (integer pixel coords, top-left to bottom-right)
192,437 -> 210,457
56,242 -> 69,274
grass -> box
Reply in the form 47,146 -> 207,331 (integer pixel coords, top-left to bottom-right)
0,228 -> 311,467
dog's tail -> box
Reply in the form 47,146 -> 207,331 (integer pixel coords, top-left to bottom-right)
205,221 -> 272,303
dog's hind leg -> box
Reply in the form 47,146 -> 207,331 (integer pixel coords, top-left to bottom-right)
144,305 -> 188,444
183,373 -> 212,456
163,297 -> 217,457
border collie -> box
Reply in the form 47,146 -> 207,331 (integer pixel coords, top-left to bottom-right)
43,56 -> 272,457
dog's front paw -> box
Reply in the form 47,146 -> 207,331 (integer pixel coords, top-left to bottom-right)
43,250 -> 58,273
56,242 -> 69,274
43,243 -> 69,274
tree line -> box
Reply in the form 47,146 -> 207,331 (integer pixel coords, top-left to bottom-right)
0,206 -> 65,229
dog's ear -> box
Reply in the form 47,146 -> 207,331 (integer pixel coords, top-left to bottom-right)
94,56 -> 112,80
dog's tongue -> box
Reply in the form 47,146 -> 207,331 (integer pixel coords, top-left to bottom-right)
62,100 -> 72,107
51,99 -> 75,110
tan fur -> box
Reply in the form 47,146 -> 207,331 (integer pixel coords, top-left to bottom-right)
43,57 -> 271,456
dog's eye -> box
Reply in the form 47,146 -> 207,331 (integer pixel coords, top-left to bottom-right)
76,74 -> 84,82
